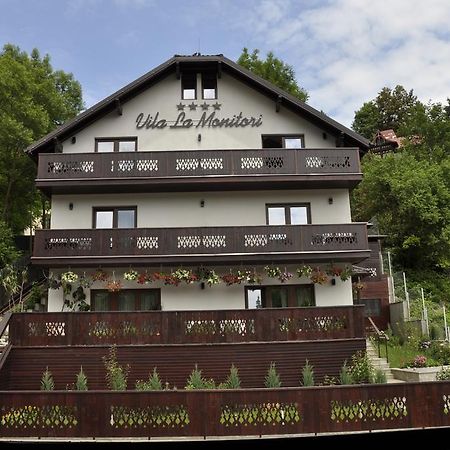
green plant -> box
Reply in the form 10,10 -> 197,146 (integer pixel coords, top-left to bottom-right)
374,369 -> 387,384
322,375 -> 338,385
135,367 -> 164,391
349,351 -> 374,384
75,366 -> 88,391
430,323 -> 444,341
40,366 -> 55,391
264,362 -> 281,388
219,364 -> 241,389
436,366 -> 450,381
185,364 -> 215,389
339,361 -> 354,385
102,345 -> 129,391
300,359 -> 314,387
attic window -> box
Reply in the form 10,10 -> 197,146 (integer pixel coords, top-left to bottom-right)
202,72 -> 217,99
182,72 -> 197,100
95,137 -> 137,152
262,135 -> 304,149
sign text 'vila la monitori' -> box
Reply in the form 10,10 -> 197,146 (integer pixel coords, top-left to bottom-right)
136,111 -> 263,130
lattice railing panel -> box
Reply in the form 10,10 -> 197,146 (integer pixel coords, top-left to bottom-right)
111,159 -> 159,173
110,405 -> 189,429
278,316 -> 347,333
47,161 -> 94,174
44,237 -> 92,251
220,402 -> 301,427
0,405 -> 78,429
240,156 -> 284,171
184,319 -> 255,336
175,158 -> 224,172
330,397 -> 407,423
88,321 -> 160,339
28,321 -> 66,337
305,155 -> 351,169
311,232 -> 358,247
177,235 -> 227,249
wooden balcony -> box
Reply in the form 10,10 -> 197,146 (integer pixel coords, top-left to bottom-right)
32,223 -> 370,266
35,148 -> 362,194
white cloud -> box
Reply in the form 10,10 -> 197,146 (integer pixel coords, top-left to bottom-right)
231,0 -> 450,128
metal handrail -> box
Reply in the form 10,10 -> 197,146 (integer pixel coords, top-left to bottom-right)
368,316 -> 389,362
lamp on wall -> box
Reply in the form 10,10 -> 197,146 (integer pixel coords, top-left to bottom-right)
331,278 -> 336,286
200,199 -> 205,208
328,197 -> 333,205
69,202 -> 74,210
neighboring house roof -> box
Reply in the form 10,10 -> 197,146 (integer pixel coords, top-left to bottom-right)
374,129 -> 404,148
25,53 -> 370,156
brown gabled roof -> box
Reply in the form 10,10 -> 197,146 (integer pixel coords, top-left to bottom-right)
25,54 -> 370,155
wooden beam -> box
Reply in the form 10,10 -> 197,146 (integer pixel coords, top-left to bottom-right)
53,137 -> 63,153
115,98 -> 123,116
276,95 -> 282,112
176,62 -> 181,80
217,61 -> 222,78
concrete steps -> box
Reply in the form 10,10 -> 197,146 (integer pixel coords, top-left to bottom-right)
366,339 -> 404,383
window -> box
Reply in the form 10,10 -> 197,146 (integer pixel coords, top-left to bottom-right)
182,72 -> 197,100
359,298 -> 381,317
93,207 -> 137,229
202,72 -> 217,99
266,204 -> 310,225
91,289 -> 161,311
262,135 -> 304,149
95,137 -> 137,152
246,285 -> 315,309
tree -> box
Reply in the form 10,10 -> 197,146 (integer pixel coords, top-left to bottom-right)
237,48 -> 308,102
352,85 -> 422,140
0,44 -> 83,234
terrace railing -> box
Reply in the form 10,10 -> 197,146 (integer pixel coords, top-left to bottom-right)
8,306 -> 365,346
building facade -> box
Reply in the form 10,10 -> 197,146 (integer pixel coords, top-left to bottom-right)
28,54 -> 371,313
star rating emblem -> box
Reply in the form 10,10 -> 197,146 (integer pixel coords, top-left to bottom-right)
176,102 -> 185,111
200,102 -> 209,111
212,102 -> 222,110
188,102 -> 197,111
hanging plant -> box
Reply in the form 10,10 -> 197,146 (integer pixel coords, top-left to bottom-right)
172,269 -> 198,284
78,273 -> 93,289
137,271 -> 152,285
151,272 -> 167,282
200,269 -> 220,286
163,274 -> 181,286
339,266 -> 353,282
61,271 -> 78,284
221,272 -> 240,286
352,281 -> 365,293
105,280 -> 122,292
124,269 -> 139,281
278,268 -> 293,283
264,266 -> 281,279
47,273 -> 62,290
247,270 -> 262,285
297,265 -> 313,278
309,268 -> 329,285
326,265 -> 343,277
92,268 -> 109,282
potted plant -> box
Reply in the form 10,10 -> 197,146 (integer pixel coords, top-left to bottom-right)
264,266 -> 281,279
309,268 -> 329,284
124,269 -> 139,281
278,268 -> 293,283
92,268 -> 109,282
296,265 -> 313,278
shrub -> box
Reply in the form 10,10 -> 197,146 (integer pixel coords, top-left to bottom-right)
349,351 -> 374,384
427,341 -> 450,365
339,361 -> 353,385
300,359 -> 314,387
430,323 -> 444,341
103,345 -> 129,391
185,364 -> 215,390
41,367 -> 55,391
322,375 -> 338,386
264,362 -> 281,388
75,366 -> 88,391
135,367 -> 163,391
436,366 -> 450,381
374,369 -> 387,384
219,364 -> 241,389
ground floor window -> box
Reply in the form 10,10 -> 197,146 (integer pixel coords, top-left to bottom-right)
91,289 -> 161,311
357,298 -> 381,317
245,285 -> 315,309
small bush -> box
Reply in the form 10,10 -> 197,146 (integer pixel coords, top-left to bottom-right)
185,364 -> 215,390
403,355 -> 427,368
339,361 -> 353,385
430,323 -> 443,341
41,367 -> 55,391
427,341 -> 450,365
75,366 -> 88,391
373,369 -> 387,384
135,367 -> 163,391
322,375 -> 338,386
300,359 -> 314,387
264,362 -> 281,388
103,344 -> 129,391
349,351 -> 374,384
219,364 -> 241,389
436,366 -> 450,381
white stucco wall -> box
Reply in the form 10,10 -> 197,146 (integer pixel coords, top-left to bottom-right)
60,72 -> 337,153
46,265 -> 353,312
50,189 -> 351,229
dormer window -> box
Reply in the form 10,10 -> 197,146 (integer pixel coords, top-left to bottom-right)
202,72 -> 217,99
182,72 -> 197,100
262,135 -> 304,149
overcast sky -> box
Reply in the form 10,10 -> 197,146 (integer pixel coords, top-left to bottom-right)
1,0 -> 450,128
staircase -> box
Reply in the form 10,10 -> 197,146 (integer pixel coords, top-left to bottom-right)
366,339 -> 402,383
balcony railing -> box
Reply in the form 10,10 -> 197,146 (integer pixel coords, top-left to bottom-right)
35,148 -> 362,193
8,306 -> 365,346
0,382 -> 448,438
32,223 -> 369,266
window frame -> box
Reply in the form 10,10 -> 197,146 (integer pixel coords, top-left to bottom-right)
265,203 -> 311,225
91,289 -> 161,311
181,71 -> 197,100
261,134 -> 305,149
94,137 -> 138,153
201,72 -> 218,100
245,284 -> 315,309
93,206 -> 137,229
